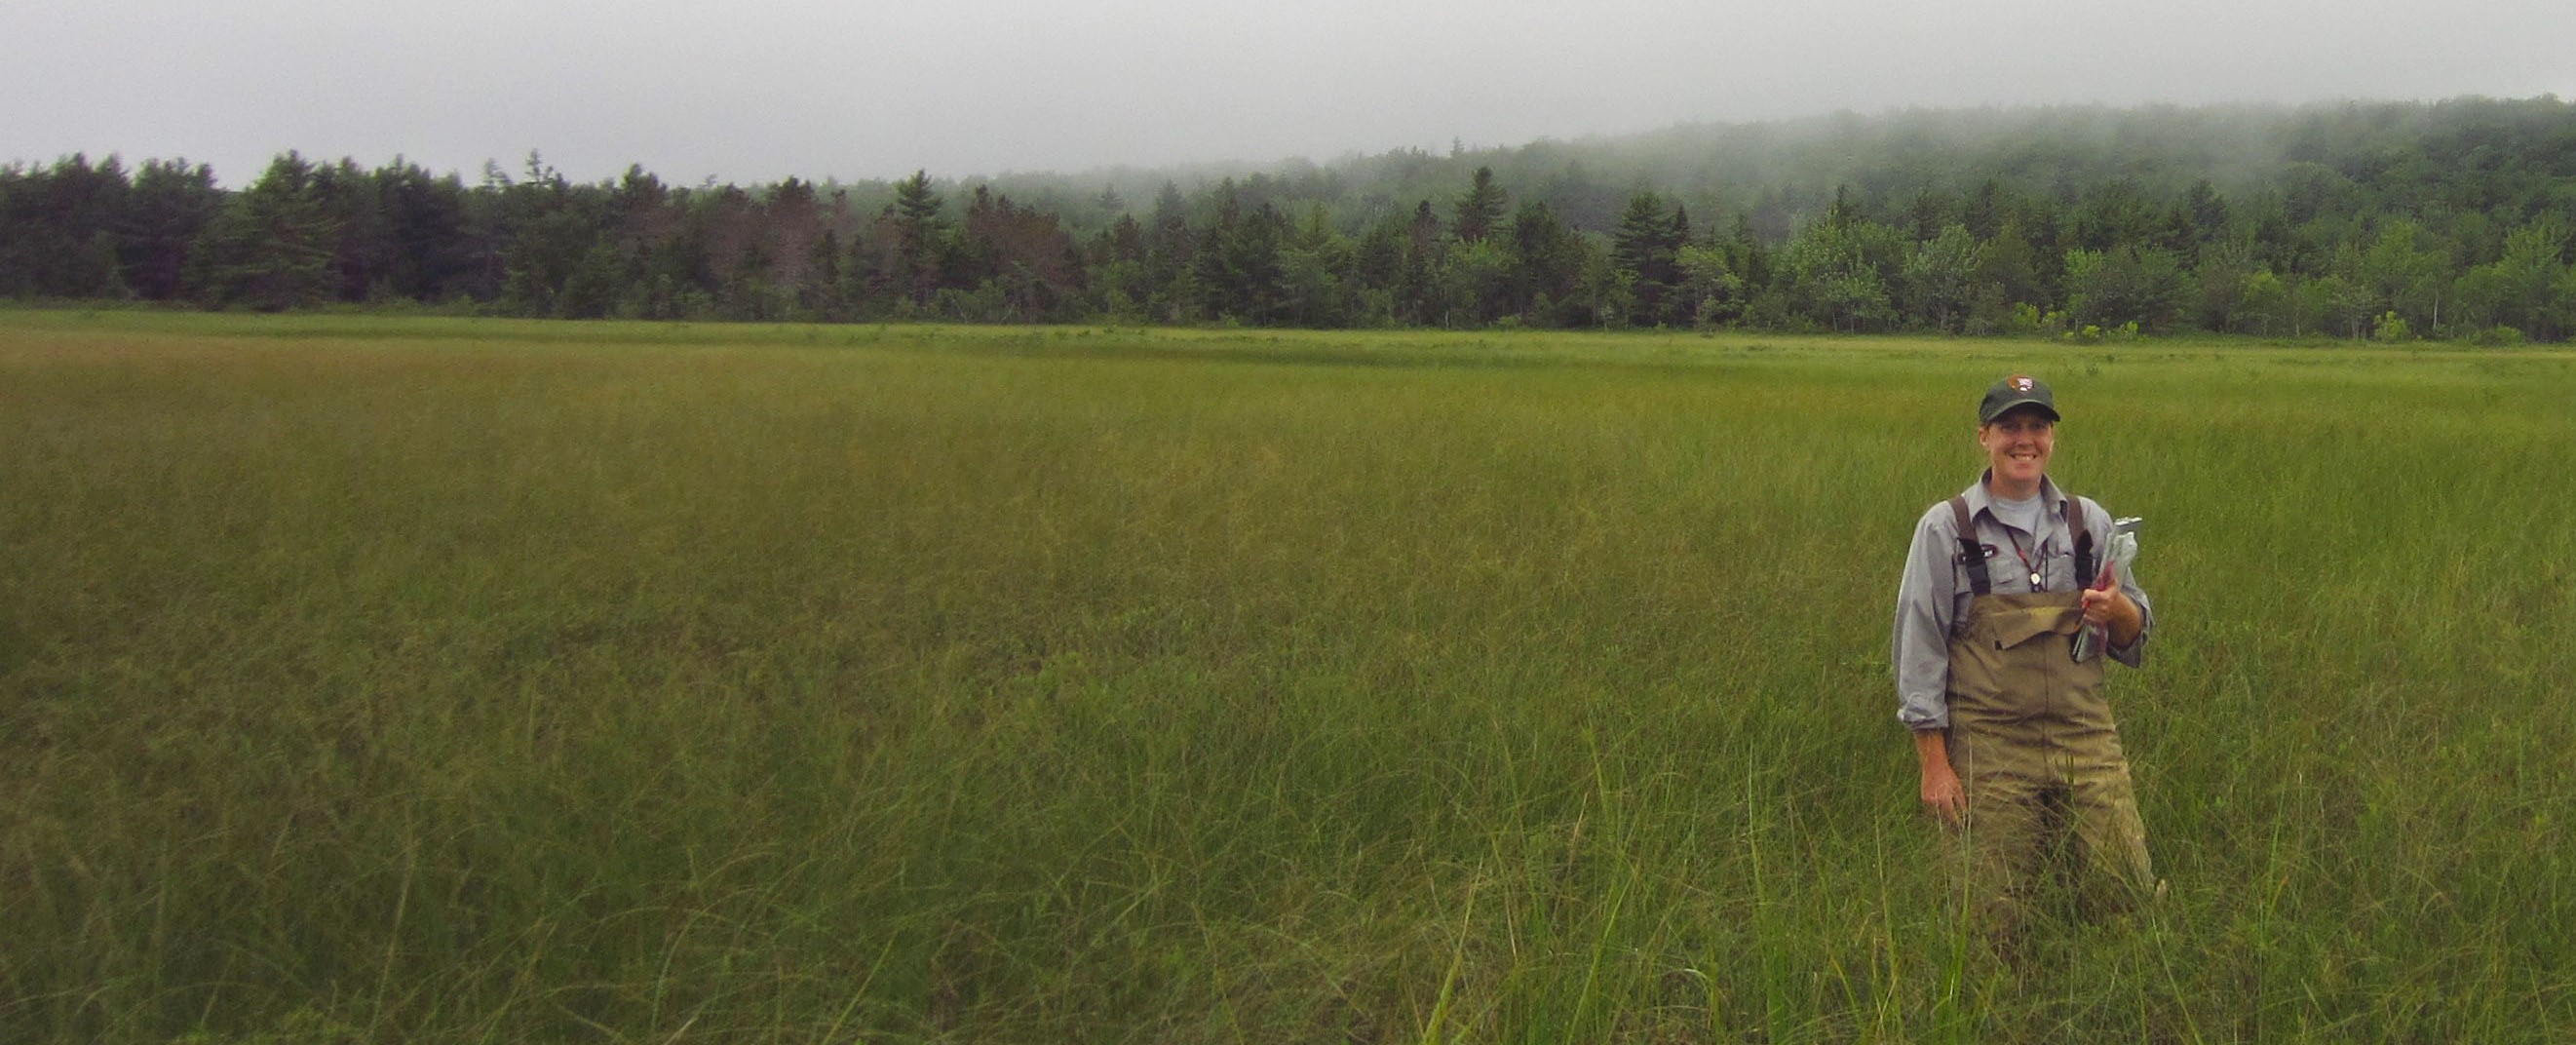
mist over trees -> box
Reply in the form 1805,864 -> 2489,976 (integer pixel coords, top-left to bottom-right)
5,97 -> 2574,341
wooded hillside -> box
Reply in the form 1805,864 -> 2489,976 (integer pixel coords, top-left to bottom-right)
5,97 -> 2571,340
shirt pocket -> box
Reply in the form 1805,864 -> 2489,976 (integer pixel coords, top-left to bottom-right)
1988,542 -> 2059,594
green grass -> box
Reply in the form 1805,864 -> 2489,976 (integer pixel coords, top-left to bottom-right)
5,312 -> 2575,1042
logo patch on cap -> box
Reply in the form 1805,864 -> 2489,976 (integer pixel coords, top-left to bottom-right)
2012,376 -> 2034,392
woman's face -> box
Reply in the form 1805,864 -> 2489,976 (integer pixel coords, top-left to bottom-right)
1979,408 -> 2056,489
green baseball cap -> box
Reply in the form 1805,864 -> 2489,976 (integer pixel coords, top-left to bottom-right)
1979,374 -> 2059,425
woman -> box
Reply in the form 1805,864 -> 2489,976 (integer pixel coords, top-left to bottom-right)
1890,374 -> 2159,944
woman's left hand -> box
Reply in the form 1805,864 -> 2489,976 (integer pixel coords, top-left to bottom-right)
2081,586 -> 2141,643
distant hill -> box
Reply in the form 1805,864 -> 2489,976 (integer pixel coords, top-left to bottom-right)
958,97 -> 2575,237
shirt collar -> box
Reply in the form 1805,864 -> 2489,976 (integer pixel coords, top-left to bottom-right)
1960,471 -> 2067,524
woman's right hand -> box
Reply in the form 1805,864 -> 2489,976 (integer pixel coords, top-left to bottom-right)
1920,763 -> 1965,829
1912,728 -> 1965,829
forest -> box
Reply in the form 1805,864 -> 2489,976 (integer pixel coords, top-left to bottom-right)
3,96 -> 2573,341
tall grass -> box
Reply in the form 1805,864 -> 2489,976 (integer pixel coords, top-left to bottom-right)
4,314 -> 2574,1042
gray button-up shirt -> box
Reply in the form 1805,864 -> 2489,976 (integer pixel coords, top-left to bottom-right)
1892,476 -> 2153,731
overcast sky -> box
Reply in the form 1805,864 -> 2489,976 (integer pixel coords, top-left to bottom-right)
9,0 -> 2572,187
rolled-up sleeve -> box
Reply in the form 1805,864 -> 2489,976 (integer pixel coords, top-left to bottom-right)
1893,506 -> 1958,731
2090,500 -> 2154,668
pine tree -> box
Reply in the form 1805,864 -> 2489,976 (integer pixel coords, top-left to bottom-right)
1507,202 -> 1586,325
1452,166 -> 1506,244
891,171 -> 948,307
120,159 -> 221,300
196,152 -> 339,311
1612,192 -> 1681,325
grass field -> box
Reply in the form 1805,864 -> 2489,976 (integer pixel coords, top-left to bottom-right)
6,311 -> 2575,1043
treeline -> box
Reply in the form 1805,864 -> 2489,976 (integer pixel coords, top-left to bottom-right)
5,97 -> 2575,340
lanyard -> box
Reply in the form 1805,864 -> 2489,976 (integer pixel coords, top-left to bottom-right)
2006,527 -> 2044,590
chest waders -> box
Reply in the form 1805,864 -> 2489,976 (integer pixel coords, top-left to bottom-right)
1943,496 -> 2156,939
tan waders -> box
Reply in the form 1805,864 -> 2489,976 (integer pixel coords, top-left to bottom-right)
1942,496 -> 2155,945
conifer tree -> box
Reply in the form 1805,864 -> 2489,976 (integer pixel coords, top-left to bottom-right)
890,171 -> 947,307
195,152 -> 339,311
1452,166 -> 1506,244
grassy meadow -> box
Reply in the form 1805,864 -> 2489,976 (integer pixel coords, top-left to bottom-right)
5,311 -> 2575,1042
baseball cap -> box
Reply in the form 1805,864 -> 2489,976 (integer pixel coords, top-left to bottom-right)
1979,374 -> 2059,425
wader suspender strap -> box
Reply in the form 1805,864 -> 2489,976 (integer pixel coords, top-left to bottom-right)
2067,497 -> 2096,588
1947,496 -> 1990,598
1949,492 -> 2098,595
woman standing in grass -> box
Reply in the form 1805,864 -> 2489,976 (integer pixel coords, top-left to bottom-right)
1891,374 -> 2159,948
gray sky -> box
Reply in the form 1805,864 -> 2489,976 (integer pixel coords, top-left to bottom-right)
10,0 -> 2572,187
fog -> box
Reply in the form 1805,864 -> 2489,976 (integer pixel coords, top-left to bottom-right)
7,0 -> 2570,186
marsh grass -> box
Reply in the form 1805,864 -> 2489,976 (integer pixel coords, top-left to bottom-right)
5,313 -> 2574,1041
